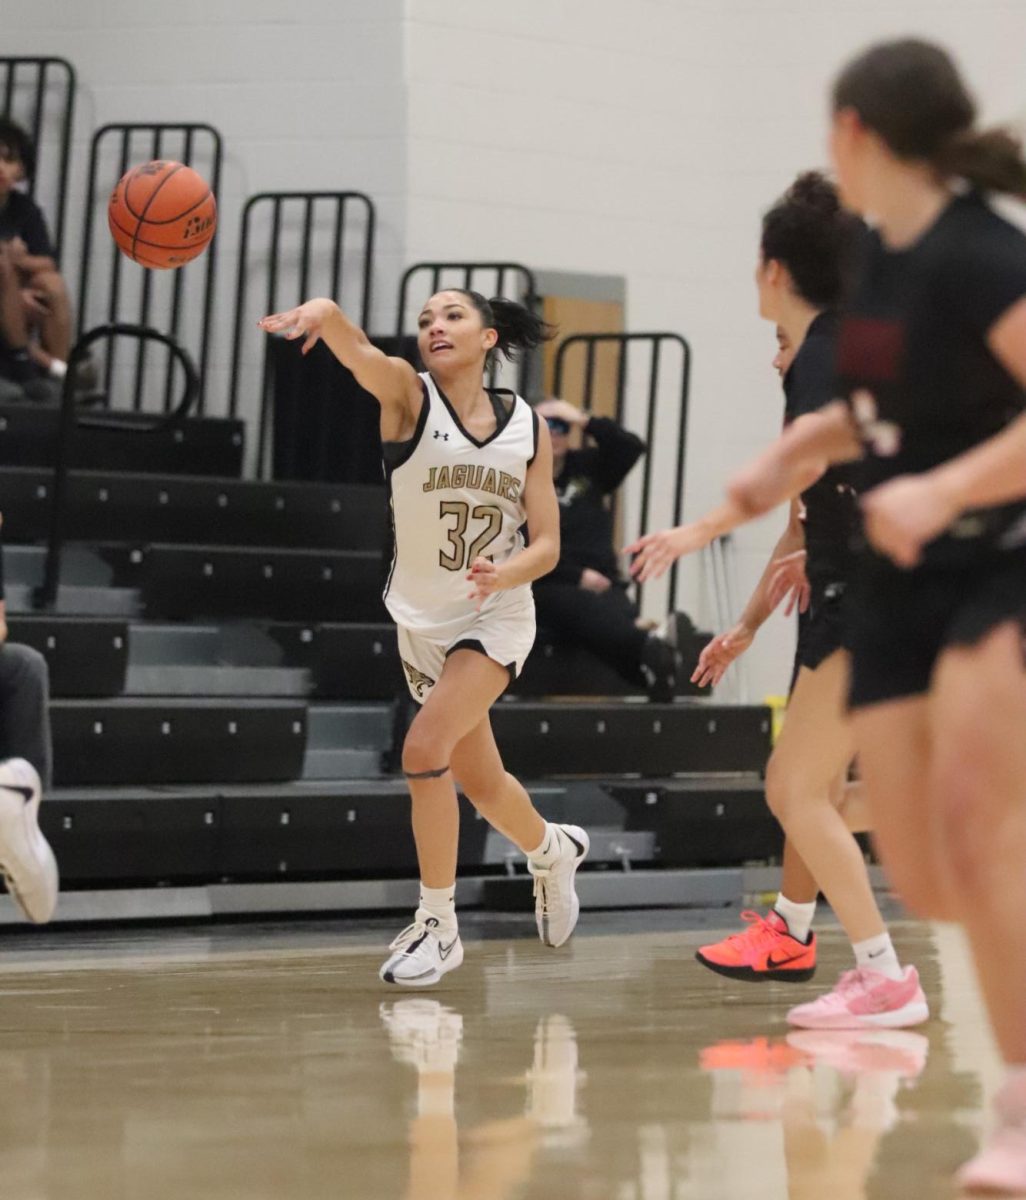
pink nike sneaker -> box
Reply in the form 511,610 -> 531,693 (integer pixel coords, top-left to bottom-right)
957,1075 -> 1026,1195
786,965 -> 929,1030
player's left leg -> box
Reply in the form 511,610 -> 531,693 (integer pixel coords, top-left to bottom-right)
926,621 -> 1026,1193
450,711 -> 588,948
23,267 -> 72,366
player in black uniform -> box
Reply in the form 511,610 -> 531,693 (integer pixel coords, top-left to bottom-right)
723,40 -> 1026,1194
629,174 -> 924,1029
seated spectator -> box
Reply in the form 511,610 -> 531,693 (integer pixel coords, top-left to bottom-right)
533,398 -> 680,700
0,117 -> 80,395
0,513 -> 58,923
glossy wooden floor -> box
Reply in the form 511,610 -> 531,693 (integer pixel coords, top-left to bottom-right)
0,911 -> 1001,1199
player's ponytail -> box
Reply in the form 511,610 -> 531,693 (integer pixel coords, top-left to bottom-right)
833,38 -> 1026,199
456,291 -> 556,364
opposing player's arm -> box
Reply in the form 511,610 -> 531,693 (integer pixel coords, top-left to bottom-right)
466,420 -> 560,603
727,403 -> 859,519
258,298 -> 421,430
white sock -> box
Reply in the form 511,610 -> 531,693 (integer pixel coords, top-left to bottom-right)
853,931 -> 903,981
48,358 -> 68,380
774,894 -> 817,943
417,884 -> 456,930
527,822 -> 563,868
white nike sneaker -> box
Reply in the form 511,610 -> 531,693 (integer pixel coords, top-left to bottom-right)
0,758 -> 58,924
529,824 -> 589,948
379,916 -> 463,987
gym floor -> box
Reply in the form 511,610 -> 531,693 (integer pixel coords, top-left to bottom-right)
0,911 -> 993,1199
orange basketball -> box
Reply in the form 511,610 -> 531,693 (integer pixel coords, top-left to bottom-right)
107,160 -> 217,269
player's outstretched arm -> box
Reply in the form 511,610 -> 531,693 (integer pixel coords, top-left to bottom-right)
467,421 -> 560,605
259,298 -> 421,422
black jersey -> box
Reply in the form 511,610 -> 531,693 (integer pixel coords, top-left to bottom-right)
836,191 -> 1026,568
783,312 -> 859,587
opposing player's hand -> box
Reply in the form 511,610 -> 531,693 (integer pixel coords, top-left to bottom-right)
467,557 -> 502,608
861,474 -> 959,568
5,236 -> 28,268
691,623 -> 755,689
258,298 -> 338,355
579,568 -> 611,593
766,549 -> 811,617
626,523 -> 709,583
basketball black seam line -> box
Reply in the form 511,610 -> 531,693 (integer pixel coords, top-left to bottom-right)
110,211 -> 205,258
123,161 -> 184,222
130,188 -> 213,226
129,162 -> 185,260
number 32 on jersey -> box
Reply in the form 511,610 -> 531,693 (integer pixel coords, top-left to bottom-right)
439,502 -> 502,570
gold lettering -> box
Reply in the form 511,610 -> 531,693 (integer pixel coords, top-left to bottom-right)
467,465 -> 483,488
422,466 -> 437,493
451,464 -> 468,488
498,472 -> 514,499
481,468 -> 497,494
435,465 -> 450,490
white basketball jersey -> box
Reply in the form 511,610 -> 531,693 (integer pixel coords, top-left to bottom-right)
383,373 -> 538,639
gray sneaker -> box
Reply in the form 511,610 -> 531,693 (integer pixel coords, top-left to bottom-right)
529,825 -> 589,947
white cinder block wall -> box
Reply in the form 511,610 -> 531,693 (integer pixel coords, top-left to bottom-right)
4,0 -> 1026,695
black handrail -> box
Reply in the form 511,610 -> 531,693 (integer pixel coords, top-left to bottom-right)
228,190 -> 376,478
0,56 -> 76,262
395,262 -> 538,394
36,324 -> 200,611
553,332 -> 692,612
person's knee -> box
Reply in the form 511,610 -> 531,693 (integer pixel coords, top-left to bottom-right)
401,716 -> 453,778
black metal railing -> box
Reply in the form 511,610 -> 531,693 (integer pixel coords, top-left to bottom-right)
0,56 -> 76,262
553,332 -> 692,611
77,122 -> 222,414
36,324 -> 200,611
229,190 -> 376,477
395,262 -> 538,394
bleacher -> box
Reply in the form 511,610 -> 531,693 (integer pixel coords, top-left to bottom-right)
0,56 -> 778,922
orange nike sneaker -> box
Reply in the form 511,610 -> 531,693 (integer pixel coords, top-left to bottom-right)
696,910 -> 816,983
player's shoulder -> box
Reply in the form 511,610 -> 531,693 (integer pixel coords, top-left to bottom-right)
934,191 -> 1026,261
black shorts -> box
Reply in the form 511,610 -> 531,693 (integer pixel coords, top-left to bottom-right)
789,581 -> 847,694
847,549 -> 1026,710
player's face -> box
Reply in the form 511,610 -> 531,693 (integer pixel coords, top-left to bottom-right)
772,326 -> 796,378
417,291 -> 498,373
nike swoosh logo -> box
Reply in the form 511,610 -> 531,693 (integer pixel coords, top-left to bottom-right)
767,951 -> 809,969
562,830 -> 586,857
3,786 -> 33,804
438,937 -> 459,961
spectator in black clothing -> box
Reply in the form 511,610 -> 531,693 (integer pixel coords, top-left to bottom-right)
0,117 -> 75,391
532,397 -> 679,700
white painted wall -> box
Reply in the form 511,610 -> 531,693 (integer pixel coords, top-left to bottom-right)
2,0 -> 408,454
4,0 -> 1025,693
403,0 -> 1026,697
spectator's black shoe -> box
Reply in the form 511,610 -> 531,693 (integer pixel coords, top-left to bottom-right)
641,635 -> 679,703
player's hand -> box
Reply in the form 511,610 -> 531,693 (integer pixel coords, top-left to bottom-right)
258,298 -> 338,355
535,397 -> 588,427
861,474 -> 959,568
691,623 -> 755,689
467,557 -> 502,608
6,237 -> 28,267
579,568 -> 611,593
766,549 -> 811,616
626,523 -> 710,583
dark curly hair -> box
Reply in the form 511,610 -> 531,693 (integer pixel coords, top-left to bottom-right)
760,171 -> 861,309
449,290 -> 555,366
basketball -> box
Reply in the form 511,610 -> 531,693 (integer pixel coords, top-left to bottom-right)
107,160 -> 217,269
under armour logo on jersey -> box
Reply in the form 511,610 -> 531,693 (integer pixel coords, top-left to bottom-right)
433,430 -> 449,441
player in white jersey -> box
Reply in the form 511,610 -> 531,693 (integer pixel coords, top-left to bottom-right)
260,289 -> 590,987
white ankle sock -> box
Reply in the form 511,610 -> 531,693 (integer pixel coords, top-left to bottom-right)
527,822 -> 562,868
774,894 -> 816,943
417,884 -> 456,930
853,931 -> 903,981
